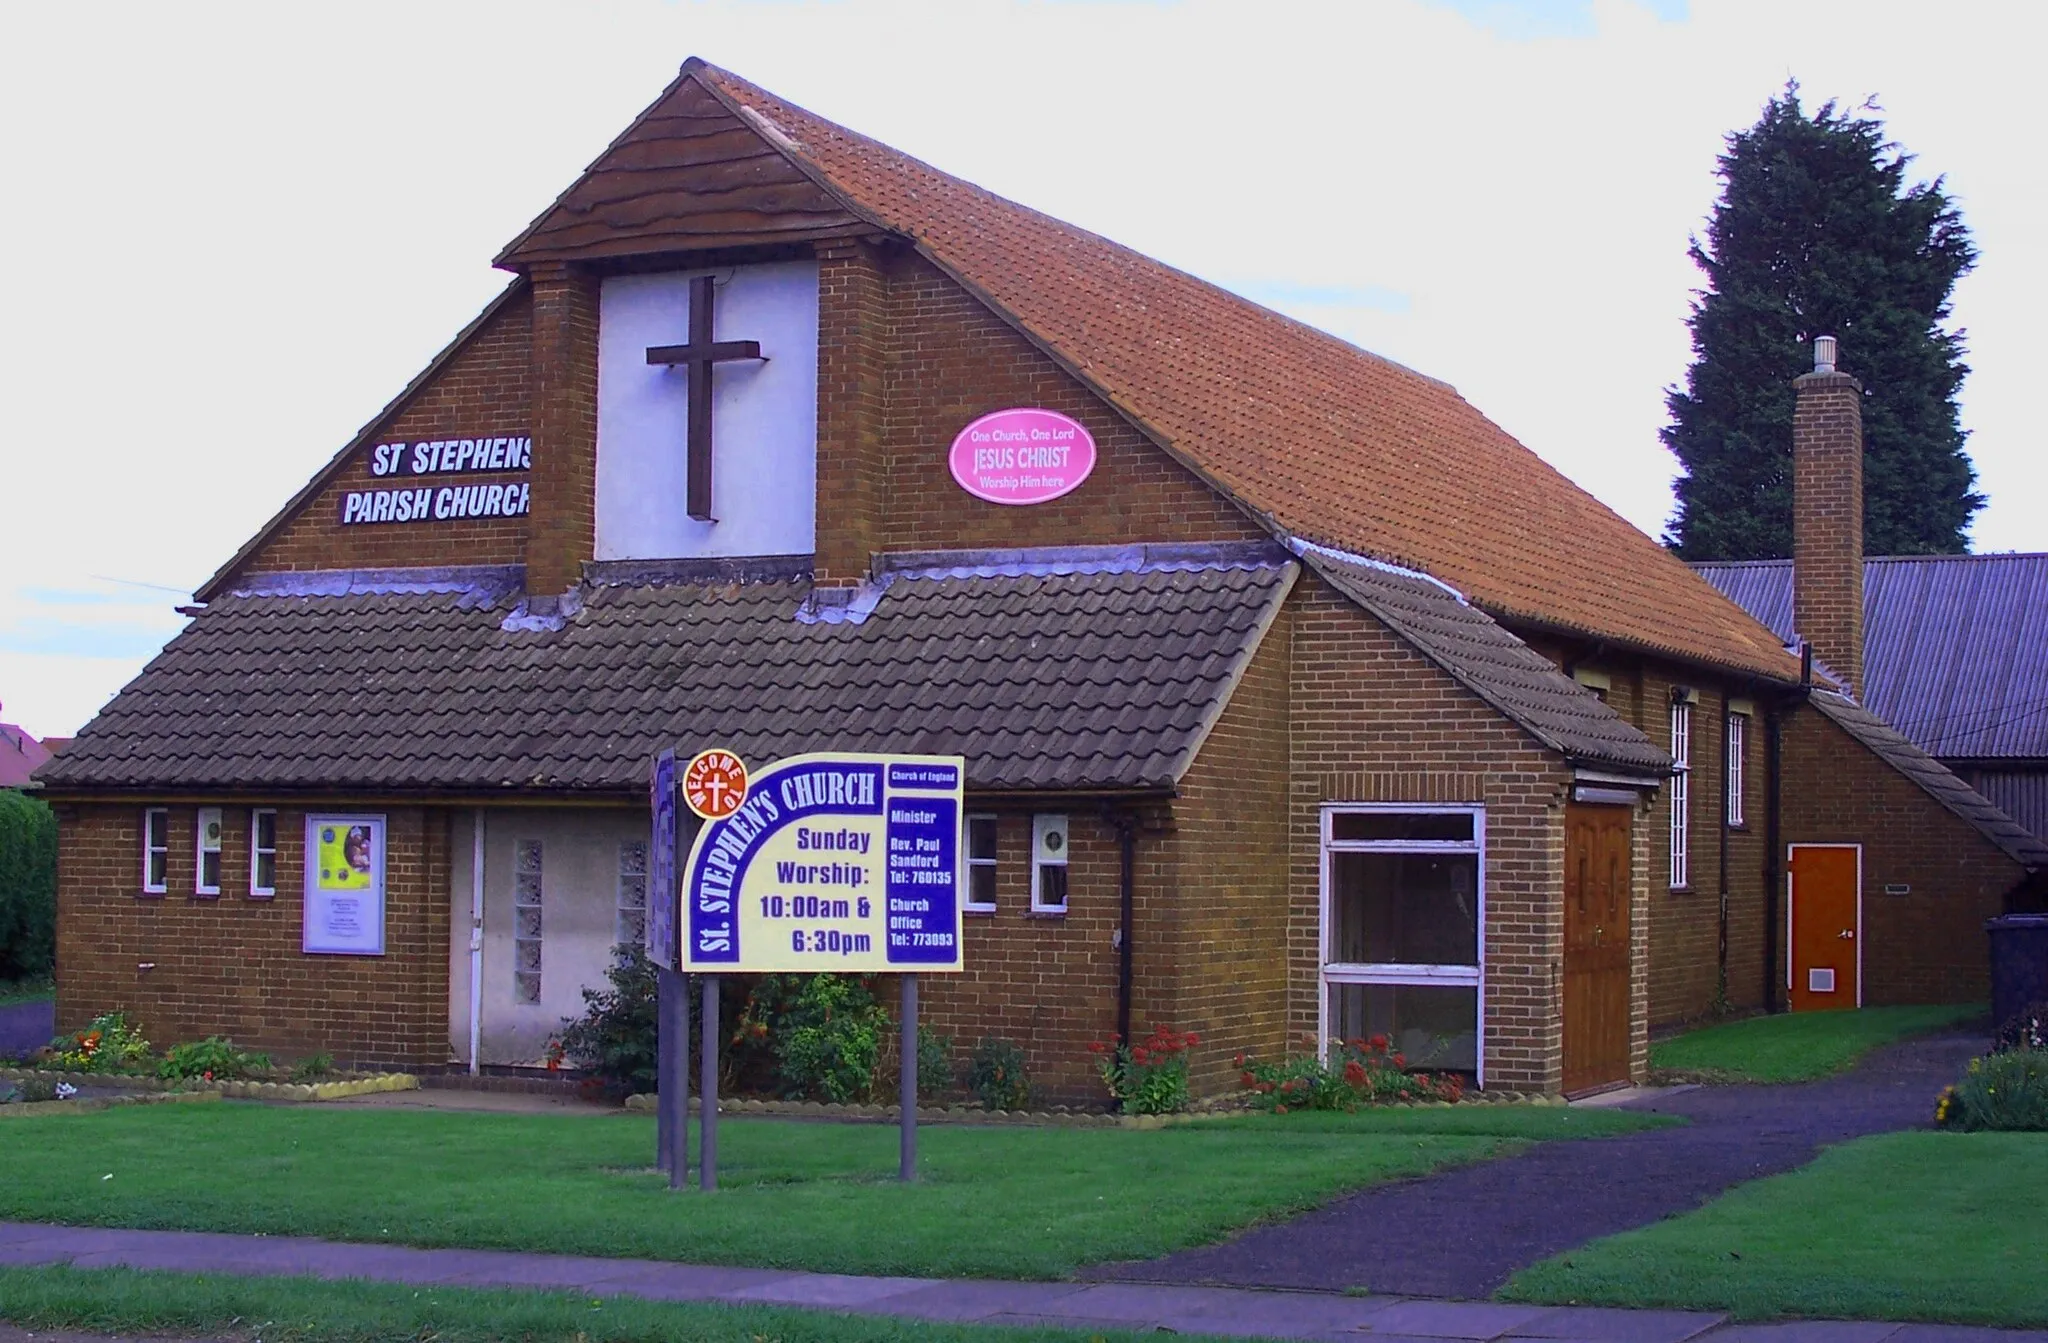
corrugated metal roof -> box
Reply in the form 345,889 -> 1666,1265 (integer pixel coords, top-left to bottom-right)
1959,769 -> 2048,847
1695,554 -> 2048,762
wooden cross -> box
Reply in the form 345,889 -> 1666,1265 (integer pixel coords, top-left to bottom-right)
645,274 -> 766,521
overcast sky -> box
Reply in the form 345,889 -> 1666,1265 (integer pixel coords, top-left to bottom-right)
2,0 -> 2042,739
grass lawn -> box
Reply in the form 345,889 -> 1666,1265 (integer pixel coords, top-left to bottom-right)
0,1264 -> 1228,1343
1504,1130 -> 2048,1327
0,975 -> 53,1007
1649,1003 -> 1984,1083
0,1102 -> 1668,1280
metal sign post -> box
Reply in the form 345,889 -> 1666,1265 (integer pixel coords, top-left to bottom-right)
649,751 -> 689,1189
700,975 -> 720,1191
899,973 -> 919,1182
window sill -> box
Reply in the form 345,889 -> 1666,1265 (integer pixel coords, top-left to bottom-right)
192,891 -> 221,901
964,905 -> 996,918
249,891 -> 276,902
1025,908 -> 1067,920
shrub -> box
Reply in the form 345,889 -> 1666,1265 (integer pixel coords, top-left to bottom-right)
1938,1048 -> 2048,1131
1238,1035 -> 1464,1113
158,1037 -> 271,1082
46,1011 -> 151,1073
1995,1000 -> 2048,1053
559,944 -> 660,1096
1092,1024 -> 1197,1116
0,790 -> 56,981
966,1037 -> 1031,1111
290,1052 -> 336,1082
913,1026 -> 952,1104
774,974 -> 887,1103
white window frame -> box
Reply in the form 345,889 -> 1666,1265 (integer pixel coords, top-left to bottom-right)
195,807 -> 223,896
1725,711 -> 1747,829
965,812 -> 999,913
1669,700 -> 1692,889
1030,813 -> 1069,915
250,809 -> 278,898
142,807 -> 170,895
1317,803 -> 1486,1089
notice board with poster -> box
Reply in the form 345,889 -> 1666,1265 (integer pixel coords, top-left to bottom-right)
680,753 -> 966,974
303,814 -> 386,955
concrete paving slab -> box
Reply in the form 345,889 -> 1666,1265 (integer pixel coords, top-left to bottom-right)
1697,1325 -> 1901,1342
1360,1300 -> 1552,1338
1508,1304 -> 1727,1340
861,1279 -> 1091,1322
1056,1282 -> 1399,1336
575,1261 -> 800,1302
721,1270 -> 939,1308
1886,1328 -> 2048,1343
976,1312 -> 1179,1333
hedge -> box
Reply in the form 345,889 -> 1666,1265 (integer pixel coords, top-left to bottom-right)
0,790 -> 56,980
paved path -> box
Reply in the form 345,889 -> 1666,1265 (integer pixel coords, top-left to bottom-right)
0,999 -> 52,1062
1087,1031 -> 1979,1298
0,1221 -> 2036,1342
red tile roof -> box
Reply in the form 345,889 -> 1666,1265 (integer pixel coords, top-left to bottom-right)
662,62 -> 1798,683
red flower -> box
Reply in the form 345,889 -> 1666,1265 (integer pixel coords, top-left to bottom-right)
1368,1034 -> 1389,1051
1184,1032 -> 1200,1047
1343,1060 -> 1367,1085
1239,1071 -> 1257,1088
1392,1053 -> 1407,1069
1233,1053 -> 1246,1067
1274,1103 -> 1289,1114
1132,1047 -> 1152,1066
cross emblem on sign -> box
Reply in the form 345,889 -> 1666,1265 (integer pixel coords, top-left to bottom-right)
645,274 -> 767,521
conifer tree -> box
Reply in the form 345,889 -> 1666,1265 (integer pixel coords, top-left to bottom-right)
1664,85 -> 1980,559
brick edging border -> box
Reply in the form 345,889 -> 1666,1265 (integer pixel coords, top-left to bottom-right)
0,1067 -> 419,1103
620,1089 -> 1563,1125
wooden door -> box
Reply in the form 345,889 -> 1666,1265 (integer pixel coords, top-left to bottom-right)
1563,802 -> 1633,1095
1790,845 -> 1860,1011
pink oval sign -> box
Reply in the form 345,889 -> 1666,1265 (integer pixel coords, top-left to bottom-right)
948,408 -> 1097,506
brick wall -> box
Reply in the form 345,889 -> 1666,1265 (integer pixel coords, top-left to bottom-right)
53,803 -> 451,1069
1781,703 -> 2023,1005
1159,596 -> 1294,1094
236,289 -> 533,581
1286,579 -> 1579,1093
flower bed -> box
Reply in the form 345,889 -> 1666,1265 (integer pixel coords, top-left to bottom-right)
0,1065 -> 417,1103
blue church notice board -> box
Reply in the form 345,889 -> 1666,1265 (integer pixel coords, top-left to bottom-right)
679,752 -> 966,973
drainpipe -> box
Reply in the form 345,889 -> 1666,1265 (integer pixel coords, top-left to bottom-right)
1111,812 -> 1137,1052
1763,703 -> 1783,1015
469,809 -> 485,1074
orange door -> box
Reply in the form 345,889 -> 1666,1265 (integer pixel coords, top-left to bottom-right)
1563,803 -> 1633,1095
1789,845 -> 1860,1011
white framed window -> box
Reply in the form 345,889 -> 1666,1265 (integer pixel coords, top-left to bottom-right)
966,814 -> 998,912
250,809 -> 278,897
1669,699 -> 1692,888
1320,805 -> 1485,1083
1725,712 -> 1747,828
512,839 -> 544,1004
142,807 -> 170,894
616,839 -> 648,957
1030,813 -> 1068,914
195,807 -> 223,896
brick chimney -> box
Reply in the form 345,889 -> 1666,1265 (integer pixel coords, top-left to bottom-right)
1792,335 -> 1864,699
524,262 -> 600,597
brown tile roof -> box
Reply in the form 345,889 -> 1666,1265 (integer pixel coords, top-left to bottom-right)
1809,691 -> 2048,870
39,548 -> 1296,796
1304,549 -> 1670,777
614,61 -> 1796,685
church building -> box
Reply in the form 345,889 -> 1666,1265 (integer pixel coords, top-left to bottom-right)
37,61 -> 2045,1097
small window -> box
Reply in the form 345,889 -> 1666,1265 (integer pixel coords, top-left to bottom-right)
966,814 -> 998,911
513,839 -> 544,1004
250,809 -> 278,897
1725,712 -> 1747,829
195,807 -> 223,896
616,840 -> 648,957
1669,700 -> 1692,889
1031,814 -> 1068,914
142,807 -> 170,894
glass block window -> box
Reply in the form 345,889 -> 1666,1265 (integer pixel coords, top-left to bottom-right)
250,810 -> 278,897
966,814 -> 998,911
513,839 -> 544,1004
142,807 -> 170,894
616,839 -> 649,957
